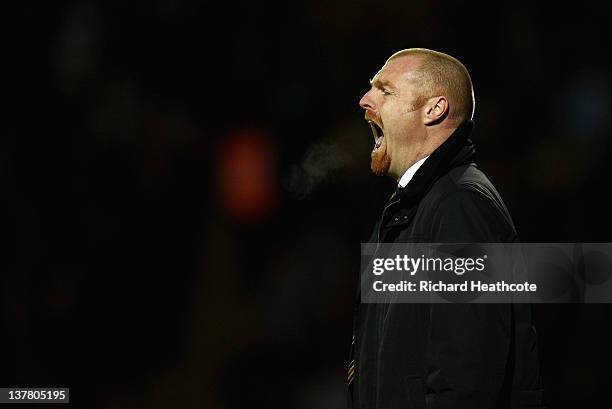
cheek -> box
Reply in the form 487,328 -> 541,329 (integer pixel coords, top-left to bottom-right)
384,114 -> 403,140
382,105 -> 405,127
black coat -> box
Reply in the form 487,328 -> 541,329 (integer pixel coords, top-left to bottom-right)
348,121 -> 543,409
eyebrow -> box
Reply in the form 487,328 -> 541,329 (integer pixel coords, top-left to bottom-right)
370,78 -> 396,92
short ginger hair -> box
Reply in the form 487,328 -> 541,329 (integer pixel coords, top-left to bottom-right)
389,48 -> 475,123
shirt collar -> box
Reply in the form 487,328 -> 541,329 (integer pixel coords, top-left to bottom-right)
398,156 -> 429,188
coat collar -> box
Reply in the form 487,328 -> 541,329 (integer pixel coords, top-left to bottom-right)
389,120 -> 476,205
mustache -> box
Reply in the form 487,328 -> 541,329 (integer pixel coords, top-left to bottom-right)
364,111 -> 383,129
364,111 -> 377,123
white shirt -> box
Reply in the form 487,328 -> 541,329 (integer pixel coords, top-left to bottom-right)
398,156 -> 429,188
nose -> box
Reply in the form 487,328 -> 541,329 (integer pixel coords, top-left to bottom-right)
359,90 -> 375,111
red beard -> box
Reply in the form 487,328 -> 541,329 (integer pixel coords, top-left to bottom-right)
371,141 -> 390,176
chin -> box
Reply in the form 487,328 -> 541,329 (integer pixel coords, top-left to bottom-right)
371,153 -> 391,177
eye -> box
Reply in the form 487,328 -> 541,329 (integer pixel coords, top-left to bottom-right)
380,88 -> 391,96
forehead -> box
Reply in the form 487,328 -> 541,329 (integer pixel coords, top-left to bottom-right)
372,55 -> 421,85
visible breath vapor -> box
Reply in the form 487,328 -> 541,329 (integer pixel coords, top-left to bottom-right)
285,139 -> 352,199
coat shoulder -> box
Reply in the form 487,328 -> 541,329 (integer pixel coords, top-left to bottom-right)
424,164 -> 508,212
415,164 -> 518,242
436,164 -> 497,197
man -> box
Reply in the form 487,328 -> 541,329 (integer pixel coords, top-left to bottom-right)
348,49 -> 543,408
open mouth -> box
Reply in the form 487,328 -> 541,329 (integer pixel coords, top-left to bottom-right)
368,120 -> 384,150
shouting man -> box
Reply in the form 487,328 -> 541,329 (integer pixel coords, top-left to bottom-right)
348,49 -> 543,409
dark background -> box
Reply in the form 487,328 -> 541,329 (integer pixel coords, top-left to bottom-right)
5,1 -> 611,408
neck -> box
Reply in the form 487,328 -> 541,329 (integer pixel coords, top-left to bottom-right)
393,152 -> 429,182
421,122 -> 460,156
391,121 -> 465,182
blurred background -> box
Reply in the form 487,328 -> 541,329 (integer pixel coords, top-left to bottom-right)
4,1 -> 611,408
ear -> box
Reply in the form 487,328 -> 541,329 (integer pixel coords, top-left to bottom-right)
422,96 -> 448,125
